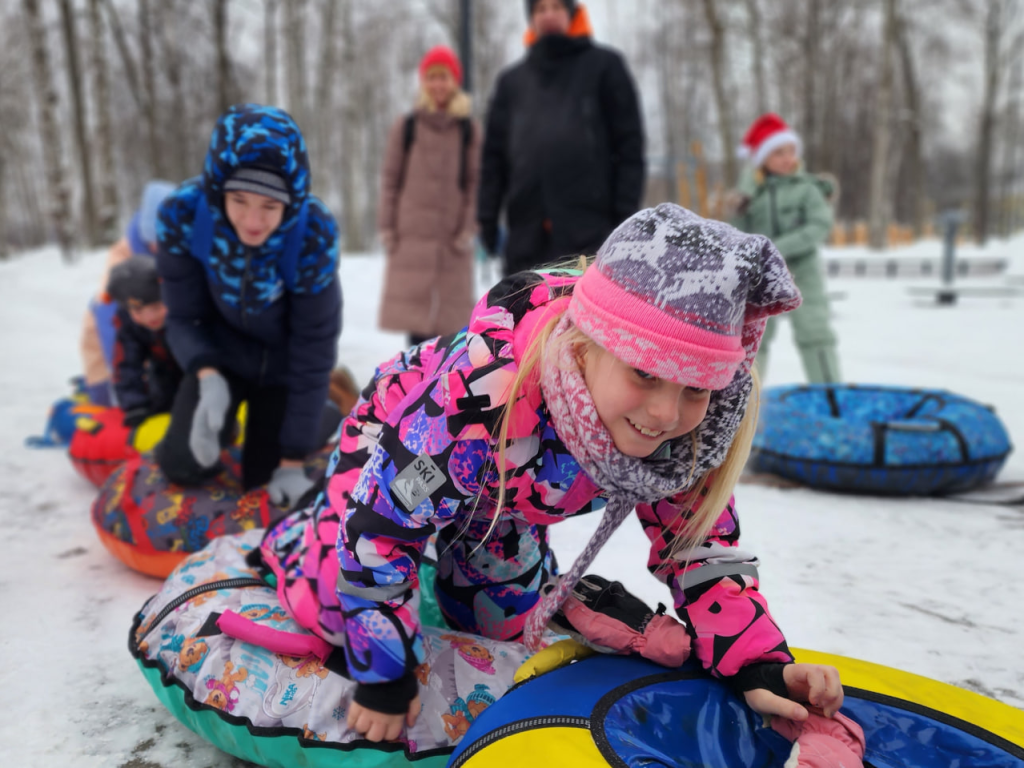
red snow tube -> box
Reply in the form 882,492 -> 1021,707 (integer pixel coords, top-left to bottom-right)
68,407 -> 170,487
91,445 -> 332,578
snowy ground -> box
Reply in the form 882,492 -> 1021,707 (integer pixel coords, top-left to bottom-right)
0,237 -> 1021,767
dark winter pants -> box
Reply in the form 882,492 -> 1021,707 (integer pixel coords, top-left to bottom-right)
147,358 -> 184,414
156,371 -> 287,491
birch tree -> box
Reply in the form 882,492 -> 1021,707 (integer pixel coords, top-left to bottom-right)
60,0 -> 98,245
894,6 -> 926,236
743,0 -> 769,116
337,0 -> 364,251
700,0 -> 737,186
24,0 -> 76,261
284,0 -> 308,131
265,0 -> 278,105
973,0 -> 1022,244
868,0 -> 897,249
89,0 -> 117,243
214,0 -> 234,115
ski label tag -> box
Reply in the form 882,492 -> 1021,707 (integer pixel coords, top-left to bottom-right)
390,454 -> 444,511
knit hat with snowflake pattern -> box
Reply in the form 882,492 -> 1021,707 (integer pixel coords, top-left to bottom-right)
567,203 -> 802,390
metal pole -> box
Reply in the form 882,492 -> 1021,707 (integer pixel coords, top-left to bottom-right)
459,0 -> 473,95
937,209 -> 964,306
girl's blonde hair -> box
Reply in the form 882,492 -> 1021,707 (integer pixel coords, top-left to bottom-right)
475,256 -> 761,560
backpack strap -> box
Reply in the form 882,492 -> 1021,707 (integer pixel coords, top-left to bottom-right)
458,117 -> 472,192
277,199 -> 310,292
398,113 -> 417,193
192,187 -> 310,293
190,187 -> 215,269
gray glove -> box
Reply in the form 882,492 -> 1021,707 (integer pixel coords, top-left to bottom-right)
267,465 -> 315,508
188,371 -> 231,468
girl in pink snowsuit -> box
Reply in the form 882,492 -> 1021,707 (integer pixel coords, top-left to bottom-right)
261,203 -> 848,744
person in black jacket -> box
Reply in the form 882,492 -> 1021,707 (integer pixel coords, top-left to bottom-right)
106,256 -> 182,428
155,104 -> 342,507
477,0 -> 645,275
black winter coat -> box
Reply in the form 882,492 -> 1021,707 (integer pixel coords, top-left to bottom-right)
112,308 -> 182,415
477,35 -> 645,274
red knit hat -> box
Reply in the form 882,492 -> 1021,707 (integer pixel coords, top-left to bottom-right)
419,45 -> 463,85
739,113 -> 802,168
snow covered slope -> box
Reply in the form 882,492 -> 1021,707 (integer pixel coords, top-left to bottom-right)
0,240 -> 1020,766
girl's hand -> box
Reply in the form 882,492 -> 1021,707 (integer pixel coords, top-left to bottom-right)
743,664 -> 844,721
347,695 -> 421,742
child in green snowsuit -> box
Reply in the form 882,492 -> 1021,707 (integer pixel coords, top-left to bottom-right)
731,113 -> 840,383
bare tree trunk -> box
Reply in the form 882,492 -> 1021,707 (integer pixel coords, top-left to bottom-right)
894,7 -> 925,237
743,0 -> 768,116
214,0 -> 233,114
473,1 -> 509,112
23,0 -> 76,261
139,0 -> 163,178
100,0 -> 142,111
700,0 -> 737,186
284,0 -> 308,131
656,3 -> 677,202
976,0 -> 1004,244
0,149 -> 8,259
13,142 -> 48,245
159,0 -> 188,181
60,0 -> 98,246
868,0 -> 896,250
314,0 -> 339,181
265,0 -> 278,105
1001,55 -> 1022,235
680,4 -> 701,153
819,37 -> 842,174
89,0 -> 118,243
801,0 -> 820,170
338,0 -> 365,252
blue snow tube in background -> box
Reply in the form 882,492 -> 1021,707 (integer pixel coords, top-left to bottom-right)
749,384 -> 1013,495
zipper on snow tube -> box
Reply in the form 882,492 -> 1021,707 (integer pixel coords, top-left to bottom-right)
449,716 -> 590,767
138,577 -> 268,645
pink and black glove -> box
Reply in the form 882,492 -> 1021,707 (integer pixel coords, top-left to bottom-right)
549,575 -> 691,668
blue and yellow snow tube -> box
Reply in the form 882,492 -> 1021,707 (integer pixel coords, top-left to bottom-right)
450,651 -> 1024,767
749,384 -> 1013,495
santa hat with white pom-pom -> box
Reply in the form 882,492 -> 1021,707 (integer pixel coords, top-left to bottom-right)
738,113 -> 802,168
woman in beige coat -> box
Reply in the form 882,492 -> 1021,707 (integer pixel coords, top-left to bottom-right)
378,45 -> 481,346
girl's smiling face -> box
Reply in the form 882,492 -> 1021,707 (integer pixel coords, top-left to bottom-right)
581,344 -> 711,458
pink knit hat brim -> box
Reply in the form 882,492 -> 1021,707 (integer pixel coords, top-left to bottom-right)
569,268 -> 746,390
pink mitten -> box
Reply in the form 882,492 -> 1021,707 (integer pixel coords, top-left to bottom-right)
552,575 -> 691,667
771,710 -> 866,768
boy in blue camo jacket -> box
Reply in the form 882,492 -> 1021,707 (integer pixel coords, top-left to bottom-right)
155,104 -> 342,507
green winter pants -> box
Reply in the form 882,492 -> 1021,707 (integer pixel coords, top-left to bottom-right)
757,253 -> 841,383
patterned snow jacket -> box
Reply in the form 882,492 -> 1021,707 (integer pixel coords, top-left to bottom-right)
334,269 -> 793,690
156,104 -> 342,459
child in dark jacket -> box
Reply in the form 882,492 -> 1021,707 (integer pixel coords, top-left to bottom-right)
106,256 -> 182,428
155,104 -> 342,505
